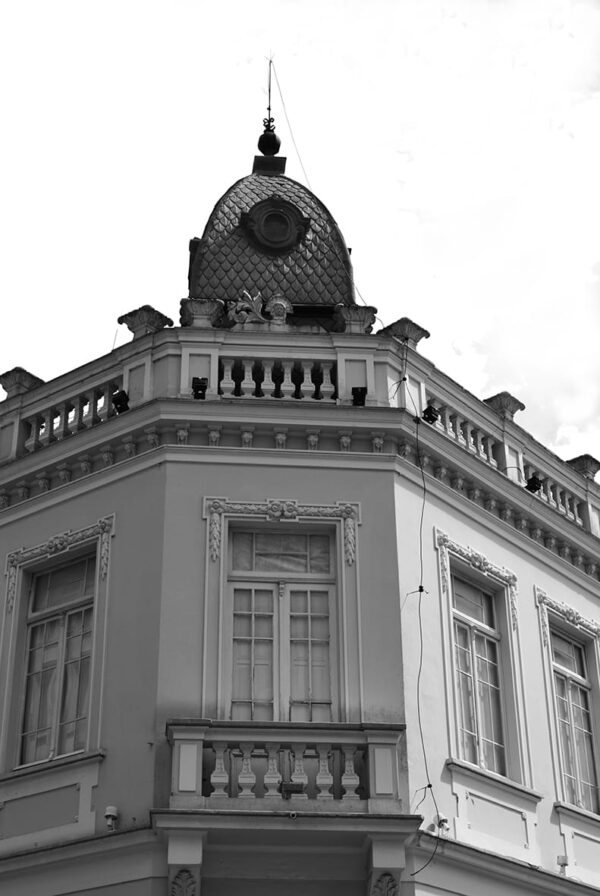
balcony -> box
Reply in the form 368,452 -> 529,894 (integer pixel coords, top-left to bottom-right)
165,720 -> 406,815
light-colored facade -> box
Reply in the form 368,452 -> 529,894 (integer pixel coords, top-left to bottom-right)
1,135 -> 600,896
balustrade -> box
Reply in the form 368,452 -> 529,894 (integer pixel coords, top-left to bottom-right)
424,391 -> 499,471
523,462 -> 584,527
218,358 -> 337,401
22,380 -> 122,454
204,740 -> 365,802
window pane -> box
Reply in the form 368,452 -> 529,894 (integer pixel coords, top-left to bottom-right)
232,533 -> 253,570
234,589 -> 252,612
33,557 -> 95,612
551,631 -> 585,676
453,579 -> 494,626
309,535 -> 330,573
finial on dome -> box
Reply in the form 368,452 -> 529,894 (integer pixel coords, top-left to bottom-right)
253,58 -> 286,175
257,58 -> 281,156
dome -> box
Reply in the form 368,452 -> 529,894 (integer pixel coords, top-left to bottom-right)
188,171 -> 356,311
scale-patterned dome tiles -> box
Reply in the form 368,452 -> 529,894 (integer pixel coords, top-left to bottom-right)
190,173 -> 355,307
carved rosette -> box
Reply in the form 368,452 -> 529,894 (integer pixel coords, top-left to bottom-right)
205,498 -> 359,565
436,529 -> 519,629
5,516 -> 114,614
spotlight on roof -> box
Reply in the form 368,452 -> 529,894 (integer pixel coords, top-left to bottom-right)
351,387 -> 367,407
422,405 -> 439,425
525,474 -> 543,493
111,390 -> 129,414
192,377 -> 208,400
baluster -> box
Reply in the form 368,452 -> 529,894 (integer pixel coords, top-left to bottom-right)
71,394 -> 88,432
263,744 -> 282,799
38,409 -> 55,447
316,744 -> 334,800
341,747 -> 360,801
264,360 -> 276,398
281,361 -> 295,399
472,429 -> 485,458
483,436 -> 497,467
566,494 -> 576,521
542,479 -> 554,506
450,415 -> 466,445
210,742 -> 230,797
56,401 -> 73,440
237,743 -> 256,798
441,407 -> 453,437
295,361 -> 308,399
290,743 -> 308,798
220,359 -> 236,397
240,359 -> 255,397
320,362 -> 335,401
95,387 -> 110,423
463,422 -> 476,452
24,416 -> 42,453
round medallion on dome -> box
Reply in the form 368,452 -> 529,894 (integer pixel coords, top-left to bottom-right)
240,196 -> 310,254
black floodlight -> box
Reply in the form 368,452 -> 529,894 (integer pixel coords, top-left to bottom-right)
525,474 -> 543,493
111,390 -> 129,414
192,377 -> 208,400
351,387 -> 367,407
422,404 -> 439,425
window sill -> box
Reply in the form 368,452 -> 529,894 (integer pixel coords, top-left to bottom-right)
446,759 -> 542,804
554,800 -> 600,827
0,749 -> 106,783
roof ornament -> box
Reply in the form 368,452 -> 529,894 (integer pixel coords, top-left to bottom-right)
257,58 -> 281,157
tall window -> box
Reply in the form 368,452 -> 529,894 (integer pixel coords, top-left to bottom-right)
19,555 -> 96,765
452,576 -> 506,775
229,530 -> 335,722
551,629 -> 599,813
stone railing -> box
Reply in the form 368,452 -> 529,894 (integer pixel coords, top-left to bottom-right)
167,721 -> 404,813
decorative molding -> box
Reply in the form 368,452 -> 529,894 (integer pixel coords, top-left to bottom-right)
170,868 -> 196,896
436,529 -> 518,629
5,516 -> 115,614
535,586 -> 600,648
372,872 -> 398,896
204,498 -> 359,565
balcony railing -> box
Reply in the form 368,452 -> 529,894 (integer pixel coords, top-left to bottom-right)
219,358 -> 337,401
167,721 -> 405,813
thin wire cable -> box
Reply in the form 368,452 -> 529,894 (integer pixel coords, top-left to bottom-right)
271,63 -> 312,189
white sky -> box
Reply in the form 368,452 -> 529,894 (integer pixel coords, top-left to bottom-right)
1,0 -> 599,463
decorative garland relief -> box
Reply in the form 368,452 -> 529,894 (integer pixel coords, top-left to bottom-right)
535,585 -> 600,648
436,529 -> 519,629
205,498 -> 358,565
4,516 -> 114,614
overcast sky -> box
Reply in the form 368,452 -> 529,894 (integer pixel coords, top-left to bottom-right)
1,0 -> 599,464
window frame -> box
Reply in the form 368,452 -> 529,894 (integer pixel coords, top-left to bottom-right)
202,497 -> 361,722
1,517 -> 114,773
536,586 -> 600,815
17,554 -> 97,766
451,575 -> 507,775
436,529 -> 531,787
226,526 -> 339,723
